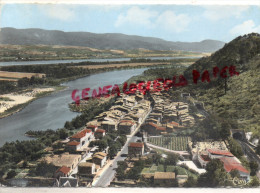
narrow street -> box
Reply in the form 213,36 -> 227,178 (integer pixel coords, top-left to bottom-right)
92,108 -> 152,187
92,135 -> 141,187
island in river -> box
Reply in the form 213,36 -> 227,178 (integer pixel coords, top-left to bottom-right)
0,57 -> 199,119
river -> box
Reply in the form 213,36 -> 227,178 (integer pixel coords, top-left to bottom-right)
0,56 -> 199,66
0,68 -> 148,146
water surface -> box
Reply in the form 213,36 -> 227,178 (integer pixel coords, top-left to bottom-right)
0,68 -> 147,146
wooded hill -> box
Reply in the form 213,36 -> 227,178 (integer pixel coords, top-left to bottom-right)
183,33 -> 260,137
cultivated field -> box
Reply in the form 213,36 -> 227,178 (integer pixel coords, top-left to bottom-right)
0,71 -> 46,79
147,136 -> 191,151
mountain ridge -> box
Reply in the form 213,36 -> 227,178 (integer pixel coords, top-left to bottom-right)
0,27 -> 225,53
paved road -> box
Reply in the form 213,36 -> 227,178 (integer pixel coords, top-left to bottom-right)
92,108 -> 151,187
92,135 -> 141,187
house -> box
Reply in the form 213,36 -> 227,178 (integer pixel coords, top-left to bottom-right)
154,172 -> 176,187
142,122 -> 166,135
191,141 -> 228,160
123,96 -> 137,106
56,177 -> 78,187
219,157 -> 250,182
127,113 -> 142,124
92,152 -> 107,168
68,129 -> 93,149
43,153 -> 81,170
198,154 -> 211,168
78,162 -> 96,176
101,120 -> 118,132
128,142 -> 144,157
207,149 -> 234,159
145,118 -> 158,124
149,113 -> 163,123
65,141 -> 81,152
94,129 -> 106,139
118,120 -> 136,135
54,166 -> 71,179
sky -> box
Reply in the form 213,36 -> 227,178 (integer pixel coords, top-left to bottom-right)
1,3 -> 260,42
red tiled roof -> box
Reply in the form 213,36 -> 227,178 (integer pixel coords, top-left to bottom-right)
200,154 -> 211,162
56,166 -> 70,175
170,121 -> 179,127
129,142 -> 144,148
67,141 -> 80,146
219,157 -> 249,174
71,129 -> 92,139
95,129 -> 105,133
208,149 -> 234,157
157,126 -> 166,131
146,122 -> 166,131
120,120 -> 135,125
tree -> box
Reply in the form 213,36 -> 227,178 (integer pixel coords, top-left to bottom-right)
108,145 -> 118,159
229,169 -> 240,178
197,159 -> 228,187
165,153 -> 179,166
248,176 -> 260,187
6,170 -> 16,179
18,77 -> 30,87
228,137 -> 243,158
58,129 -> 68,139
97,140 -> 108,151
183,176 -> 197,187
249,161 -> 258,176
64,121 -> 73,130
117,135 -> 127,146
126,166 -> 142,180
219,122 -> 230,140
29,161 -> 57,177
53,142 -> 63,149
152,153 -> 161,165
116,161 -> 128,180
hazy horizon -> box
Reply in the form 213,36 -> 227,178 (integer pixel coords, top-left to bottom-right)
1,4 -> 260,42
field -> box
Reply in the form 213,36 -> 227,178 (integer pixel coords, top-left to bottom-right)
0,44 -> 209,62
147,136 -> 191,151
141,164 -> 198,179
72,62 -> 176,69
0,71 -> 46,80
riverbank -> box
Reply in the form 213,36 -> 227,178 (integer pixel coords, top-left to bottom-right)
0,58 -> 192,118
0,86 -> 66,119
0,44 -> 208,62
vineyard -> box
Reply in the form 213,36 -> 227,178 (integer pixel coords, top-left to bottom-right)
147,136 -> 191,151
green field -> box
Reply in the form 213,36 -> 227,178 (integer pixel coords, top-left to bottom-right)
141,164 -> 198,179
147,136 -> 191,151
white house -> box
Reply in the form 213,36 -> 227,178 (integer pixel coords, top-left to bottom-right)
66,129 -> 93,151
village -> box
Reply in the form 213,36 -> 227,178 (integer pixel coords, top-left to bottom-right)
16,80 -> 253,188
